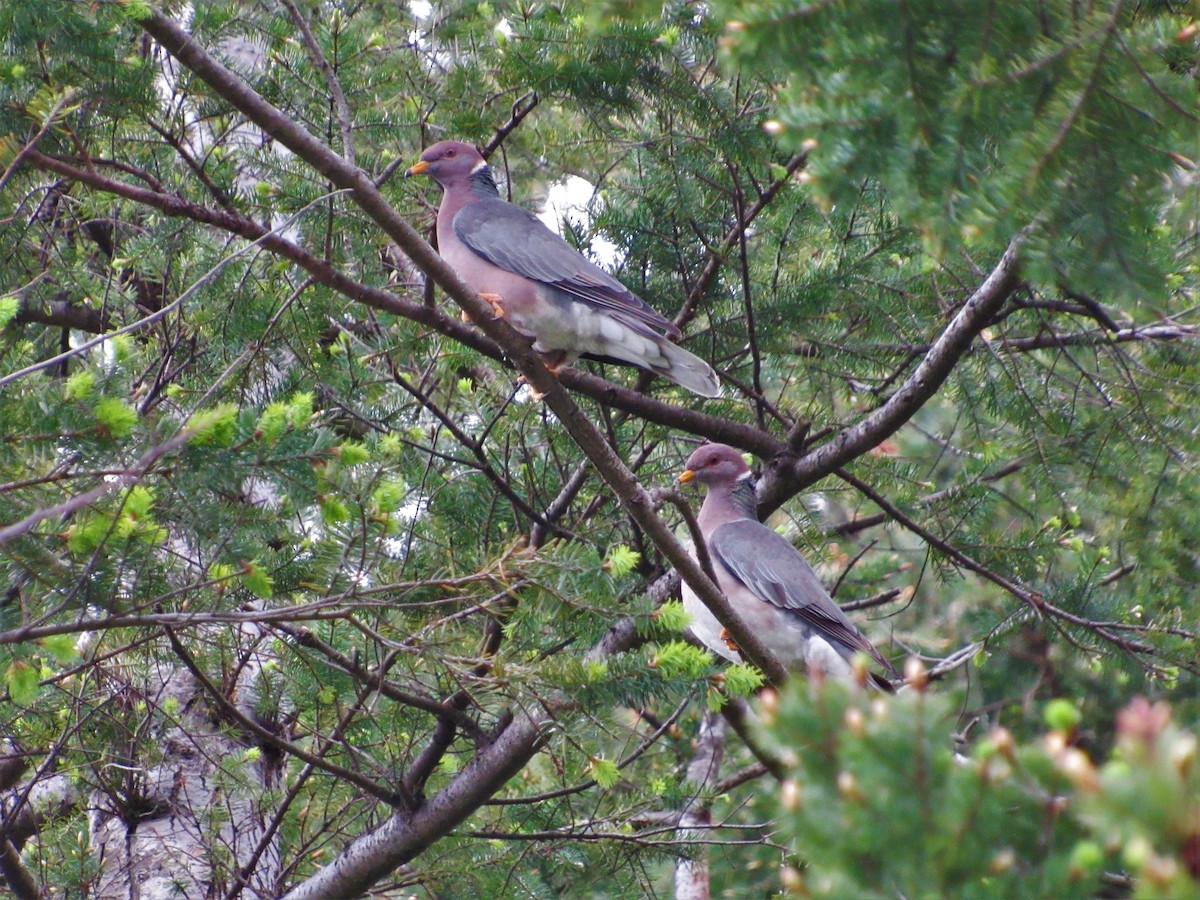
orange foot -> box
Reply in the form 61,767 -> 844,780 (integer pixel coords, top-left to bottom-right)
719,628 -> 741,654
460,293 -> 506,323
480,292 -> 506,318
517,352 -> 569,401
540,351 -> 569,376
517,374 -> 549,401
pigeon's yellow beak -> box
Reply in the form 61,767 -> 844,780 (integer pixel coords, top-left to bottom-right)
678,469 -> 696,484
405,159 -> 430,178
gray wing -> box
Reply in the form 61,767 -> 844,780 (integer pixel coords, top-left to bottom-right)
710,519 -> 899,676
452,197 -> 680,339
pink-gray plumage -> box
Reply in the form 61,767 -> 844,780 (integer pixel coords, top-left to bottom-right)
406,141 -> 721,397
679,443 -> 899,690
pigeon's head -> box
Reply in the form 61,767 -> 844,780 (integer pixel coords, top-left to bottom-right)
405,141 -> 487,187
679,443 -> 752,489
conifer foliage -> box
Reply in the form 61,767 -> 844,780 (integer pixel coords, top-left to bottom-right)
0,1 -> 1195,896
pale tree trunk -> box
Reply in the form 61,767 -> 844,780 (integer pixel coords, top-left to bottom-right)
87,632 -> 284,899
52,16 -> 291,896
1,765 -> 76,898
674,711 -> 726,900
2,644 -> 284,899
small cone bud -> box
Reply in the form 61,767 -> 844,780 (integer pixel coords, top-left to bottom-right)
990,726 -> 1016,760
1044,730 -> 1068,755
1142,852 -> 1180,886
781,778 -> 801,811
836,771 -> 863,802
844,707 -> 865,736
1169,732 -> 1196,780
780,864 -> 807,894
850,654 -> 869,688
975,756 -> 995,783
1057,747 -> 1100,792
904,656 -> 928,691
989,848 -> 1016,874
1116,696 -> 1171,744
759,687 -> 779,722
807,665 -> 826,694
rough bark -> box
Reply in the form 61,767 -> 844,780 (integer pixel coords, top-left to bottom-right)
87,661 -> 283,900
280,616 -> 644,900
674,712 -> 726,900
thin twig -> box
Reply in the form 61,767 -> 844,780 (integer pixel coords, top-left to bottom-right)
279,0 -> 356,166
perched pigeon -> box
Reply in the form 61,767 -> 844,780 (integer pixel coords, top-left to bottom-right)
406,141 -> 721,397
679,443 -> 899,690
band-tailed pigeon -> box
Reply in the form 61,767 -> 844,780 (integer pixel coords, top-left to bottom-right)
679,443 -> 899,690
406,141 -> 721,397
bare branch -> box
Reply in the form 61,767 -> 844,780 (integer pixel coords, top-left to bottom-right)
482,92 -> 540,157
760,233 -> 1026,508
21,150 -> 779,457
279,0 -> 356,167
13,293 -> 110,333
0,430 -> 192,547
836,467 -> 1155,656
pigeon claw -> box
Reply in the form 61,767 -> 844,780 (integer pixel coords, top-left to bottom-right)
516,352 -> 570,401
479,292 -> 506,318
719,628 -> 741,654
539,350 -> 569,377
516,374 -> 548,402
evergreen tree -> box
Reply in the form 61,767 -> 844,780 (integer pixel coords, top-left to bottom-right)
0,1 -> 1194,896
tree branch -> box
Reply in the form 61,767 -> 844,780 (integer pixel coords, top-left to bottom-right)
279,0 -> 356,167
836,467 -> 1155,656
280,616 -> 646,899
482,91 -> 540,157
136,6 -> 789,691
759,233 -> 1026,509
13,293 -> 110,333
22,149 -> 779,457
0,840 -> 38,900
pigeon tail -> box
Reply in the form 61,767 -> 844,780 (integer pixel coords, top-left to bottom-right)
869,671 -> 897,693
649,340 -> 721,398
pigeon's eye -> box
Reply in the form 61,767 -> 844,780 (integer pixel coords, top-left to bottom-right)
445,148 -> 457,157
708,454 -> 719,466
